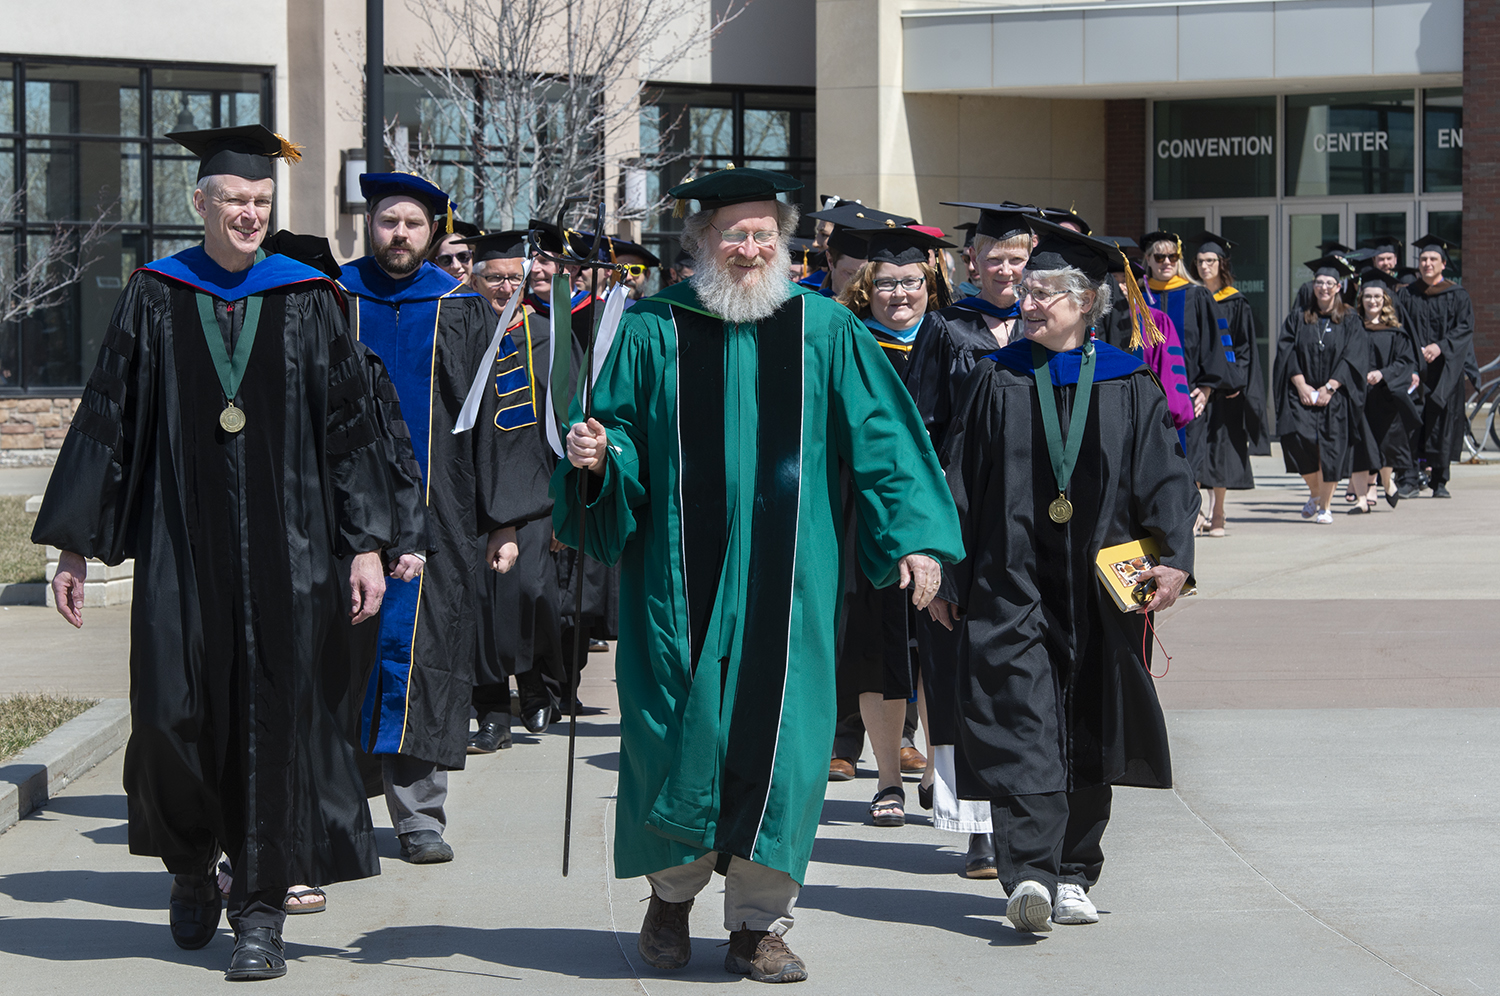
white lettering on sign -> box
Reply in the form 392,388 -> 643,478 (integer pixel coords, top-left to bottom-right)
1437,128 -> 1463,149
1240,279 -> 1265,293
1156,136 -> 1273,159
1312,131 -> 1389,153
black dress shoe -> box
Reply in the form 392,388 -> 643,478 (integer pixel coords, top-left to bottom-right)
522,706 -> 550,734
964,832 -> 998,879
917,782 -> 933,810
467,720 -> 511,753
1431,484 -> 1451,498
399,829 -> 454,864
169,870 -> 222,950
1384,489 -> 1400,508
225,926 -> 287,981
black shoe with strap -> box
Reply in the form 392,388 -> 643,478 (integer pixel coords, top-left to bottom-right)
638,891 -> 694,970
169,857 -> 222,951
225,926 -> 287,981
725,923 -> 808,983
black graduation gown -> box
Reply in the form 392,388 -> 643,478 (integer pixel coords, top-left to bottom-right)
1202,288 -> 1269,487
1273,309 -> 1371,479
904,302 -> 1011,449
1358,322 -> 1420,471
1399,280 -> 1474,464
343,260 -> 551,770
1150,280 -> 1236,482
32,262 -> 397,892
939,342 -> 1197,798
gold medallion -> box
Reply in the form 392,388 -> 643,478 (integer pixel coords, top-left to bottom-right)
220,404 -> 246,434
1048,494 -> 1073,524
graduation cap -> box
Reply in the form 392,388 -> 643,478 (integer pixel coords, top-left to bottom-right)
787,237 -> 825,279
1359,235 -> 1404,258
565,231 -> 661,268
806,202 -> 916,231
669,167 -> 803,215
953,221 -> 978,248
1028,219 -> 1161,350
448,219 -> 481,240
827,227 -> 871,259
1303,254 -> 1357,280
526,218 -> 566,254
1359,267 -> 1400,293
1139,230 -> 1183,254
943,201 -> 1039,241
672,248 -> 695,268
1317,239 -> 1353,254
457,230 -> 530,262
1042,206 -> 1091,235
1189,230 -> 1234,258
842,227 -> 954,266
1395,265 -> 1420,285
261,229 -> 340,279
167,124 -> 303,181
359,172 -> 453,232
1412,233 -> 1458,260
1096,236 -> 1137,274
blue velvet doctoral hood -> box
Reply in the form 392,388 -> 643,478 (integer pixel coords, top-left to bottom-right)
987,338 -> 1144,385
337,256 -> 478,303
141,245 -> 329,300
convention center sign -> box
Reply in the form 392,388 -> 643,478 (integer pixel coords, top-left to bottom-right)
1285,90 -> 1415,196
1153,97 -> 1276,201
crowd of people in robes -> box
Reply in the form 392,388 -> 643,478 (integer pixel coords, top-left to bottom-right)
27,104 -> 1480,987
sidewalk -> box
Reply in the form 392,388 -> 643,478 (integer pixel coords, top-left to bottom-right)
0,459 -> 1494,993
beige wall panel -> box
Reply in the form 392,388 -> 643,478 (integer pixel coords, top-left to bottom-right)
956,95 -> 1046,179
0,0 -> 286,65
818,0 -> 883,91
1048,98 -> 1105,181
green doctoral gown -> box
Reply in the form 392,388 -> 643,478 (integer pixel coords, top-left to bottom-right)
553,281 -> 964,884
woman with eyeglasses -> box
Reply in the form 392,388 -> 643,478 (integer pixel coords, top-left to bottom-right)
1189,231 -> 1267,537
427,219 -> 481,283
1141,231 -> 1238,515
1273,256 -> 1371,524
834,226 -> 954,830
1349,271 -> 1420,511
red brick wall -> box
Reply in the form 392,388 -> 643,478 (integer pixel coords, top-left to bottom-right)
1465,0 -> 1498,362
0,398 -> 78,463
1105,99 -> 1147,245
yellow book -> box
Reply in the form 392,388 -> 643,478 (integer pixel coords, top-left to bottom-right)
1094,537 -> 1195,613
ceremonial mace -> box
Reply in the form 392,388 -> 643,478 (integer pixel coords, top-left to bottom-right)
530,200 -> 621,877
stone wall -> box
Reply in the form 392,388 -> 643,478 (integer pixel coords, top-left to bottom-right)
0,397 -> 78,466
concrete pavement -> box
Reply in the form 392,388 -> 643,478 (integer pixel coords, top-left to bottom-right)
0,456 -> 1495,993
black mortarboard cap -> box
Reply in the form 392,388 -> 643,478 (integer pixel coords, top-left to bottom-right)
1359,235 -> 1404,257
359,172 -> 452,230
1139,230 -> 1182,253
1396,266 -> 1420,284
448,219 -> 481,240
167,124 -> 302,181
526,218 -> 566,254
953,221 -> 978,248
1042,206 -> 1092,235
1317,239 -> 1353,254
943,201 -> 1039,241
1096,236 -> 1137,274
1359,267 -> 1399,292
673,248 -> 695,267
842,227 -> 954,266
827,227 -> 870,259
1412,233 -> 1458,259
1025,218 -> 1118,281
805,202 -> 916,231
1303,254 -> 1356,280
565,231 -> 661,268
669,167 -> 803,212
458,230 -> 530,262
1190,230 -> 1234,258
261,229 -> 340,279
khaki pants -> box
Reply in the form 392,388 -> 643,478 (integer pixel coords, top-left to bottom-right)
646,852 -> 800,934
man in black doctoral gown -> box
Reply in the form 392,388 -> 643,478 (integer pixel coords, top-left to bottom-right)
341,175 -> 551,862
931,222 -> 1197,934
34,126 -> 397,981
1398,234 -> 1474,498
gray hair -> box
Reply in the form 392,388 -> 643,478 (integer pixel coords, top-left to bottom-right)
679,201 -> 801,260
1025,268 -> 1113,328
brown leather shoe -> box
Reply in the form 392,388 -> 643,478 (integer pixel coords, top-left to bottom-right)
637,891 -> 693,970
899,746 -> 928,773
828,757 -> 856,781
725,923 -> 808,983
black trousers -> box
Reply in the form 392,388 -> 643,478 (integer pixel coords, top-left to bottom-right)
990,784 -> 1113,898
471,625 -> 587,723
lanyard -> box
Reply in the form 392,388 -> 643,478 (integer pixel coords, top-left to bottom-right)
193,248 -> 266,412
1032,342 -> 1096,523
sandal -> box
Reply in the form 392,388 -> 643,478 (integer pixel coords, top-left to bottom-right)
283,886 -> 327,915
217,858 -> 233,900
1343,487 -> 1357,503
869,786 -> 906,827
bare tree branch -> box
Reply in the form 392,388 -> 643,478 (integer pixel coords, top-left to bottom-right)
1,190 -> 122,327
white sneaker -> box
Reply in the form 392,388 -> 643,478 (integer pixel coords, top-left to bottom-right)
1300,497 -> 1318,519
1315,509 -> 1334,524
1052,883 -> 1099,924
1005,880 -> 1052,933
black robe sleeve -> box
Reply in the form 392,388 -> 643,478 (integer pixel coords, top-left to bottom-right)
904,312 -> 963,452
935,363 -> 999,611
1191,285 -> 1243,393
1128,375 -> 1198,583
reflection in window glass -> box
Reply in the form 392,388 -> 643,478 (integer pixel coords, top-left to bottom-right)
1218,215 -> 1271,374
1153,97 -> 1276,200
22,232 -> 84,387
26,140 -> 144,223
26,64 -> 141,136
0,64 -> 14,132
1423,88 -> 1462,194
1354,212 -> 1405,253
1287,213 -> 1340,309
1285,91 -> 1414,196
150,68 -> 263,136
0,140 -> 14,218
152,146 -> 200,225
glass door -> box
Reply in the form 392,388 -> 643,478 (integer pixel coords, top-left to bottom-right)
1287,211 -> 1341,308
1219,215 -> 1271,378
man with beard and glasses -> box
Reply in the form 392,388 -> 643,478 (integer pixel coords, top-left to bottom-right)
339,174 -> 552,863
554,168 -> 964,983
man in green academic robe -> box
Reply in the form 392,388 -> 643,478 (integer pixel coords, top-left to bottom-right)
554,168 -> 964,983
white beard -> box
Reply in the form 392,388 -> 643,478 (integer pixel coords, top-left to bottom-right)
691,245 -> 794,324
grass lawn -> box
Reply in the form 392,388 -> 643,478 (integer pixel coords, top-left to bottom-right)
0,693 -> 99,762
0,494 -> 45,584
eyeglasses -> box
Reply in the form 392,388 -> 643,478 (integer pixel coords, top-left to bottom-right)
710,223 -> 779,247
476,272 -> 526,287
436,251 -> 472,266
1015,284 -> 1066,305
1312,279 -> 1341,289
873,276 -> 926,293
1151,253 -> 1181,263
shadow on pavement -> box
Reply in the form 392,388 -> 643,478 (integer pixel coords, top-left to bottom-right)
27,794 -> 126,820
0,870 -> 165,910
809,836 -> 965,877
0,915 -> 343,965
795,884 -> 1040,946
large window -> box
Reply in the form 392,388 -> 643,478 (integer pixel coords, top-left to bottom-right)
1153,97 -> 1276,201
639,85 -> 816,258
0,56 -> 270,392
1285,90 -> 1415,197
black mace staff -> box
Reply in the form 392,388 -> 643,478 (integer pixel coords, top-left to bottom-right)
531,200 -> 621,877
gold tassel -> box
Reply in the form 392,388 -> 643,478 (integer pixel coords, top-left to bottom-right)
446,202 -> 453,234
673,198 -> 689,218
799,250 -> 808,280
1118,251 -> 1165,351
273,134 -> 304,164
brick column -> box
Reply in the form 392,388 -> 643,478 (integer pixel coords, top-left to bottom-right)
1104,99 -> 1146,244
1465,0 -> 1498,362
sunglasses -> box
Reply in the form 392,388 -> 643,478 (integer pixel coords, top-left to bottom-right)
1151,253 -> 1181,263
618,264 -> 652,276
436,251 -> 472,266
